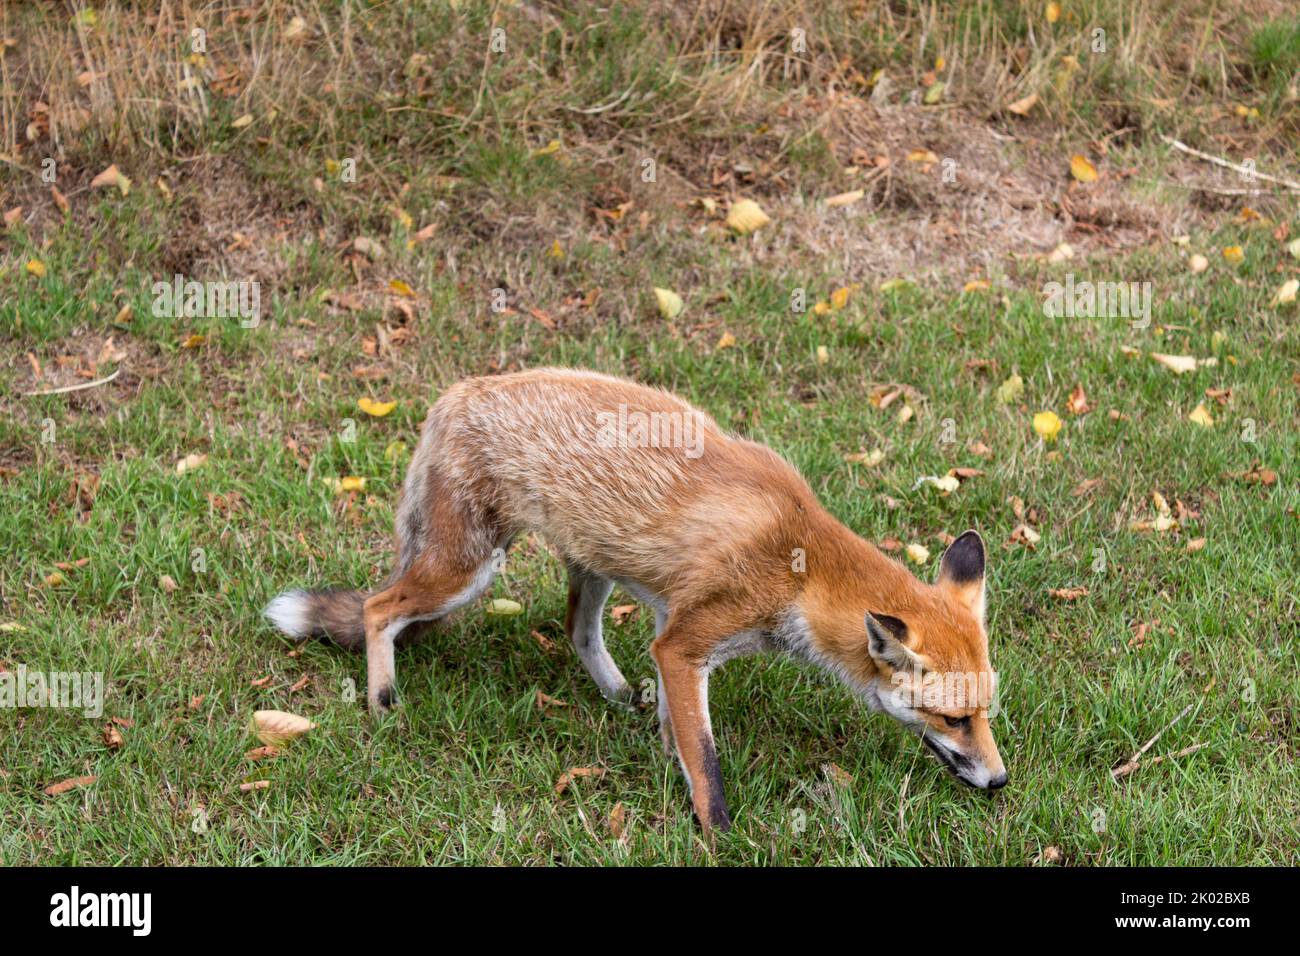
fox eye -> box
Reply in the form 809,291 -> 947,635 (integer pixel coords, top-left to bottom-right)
943,715 -> 971,729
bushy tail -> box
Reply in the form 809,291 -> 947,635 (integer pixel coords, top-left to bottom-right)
264,588 -> 367,650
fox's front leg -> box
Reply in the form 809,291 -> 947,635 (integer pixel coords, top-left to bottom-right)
651,626 -> 731,835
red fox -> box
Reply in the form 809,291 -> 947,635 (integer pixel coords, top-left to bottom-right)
266,368 -> 1006,832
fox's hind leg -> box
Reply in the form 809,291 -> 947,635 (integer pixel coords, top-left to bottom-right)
362,555 -> 496,714
565,564 -> 633,706
363,467 -> 502,714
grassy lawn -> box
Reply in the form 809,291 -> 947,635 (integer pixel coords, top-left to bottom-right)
1,1 -> 1298,865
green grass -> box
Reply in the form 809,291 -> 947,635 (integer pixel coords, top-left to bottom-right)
2,0 -> 1298,867
2,199 -> 1298,864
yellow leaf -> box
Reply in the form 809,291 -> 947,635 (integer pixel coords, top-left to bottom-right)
249,710 -> 316,747
816,345 -> 830,365
1222,245 -> 1244,264
175,452 -> 208,475
1189,254 -> 1209,273
486,598 -> 523,616
90,164 -> 130,195
1151,353 -> 1197,374
906,148 -> 939,164
1069,154 -> 1098,182
824,189 -> 865,208
996,373 -> 1024,403
1268,278 -> 1298,307
653,287 -> 684,320
922,81 -> 945,105
231,113 -> 254,129
878,278 -> 912,292
1188,403 -> 1214,427
548,238 -> 565,259
812,300 -> 832,315
844,449 -> 885,466
1287,238 -> 1300,260
532,139 -> 562,157
384,440 -> 408,462
181,333 -> 205,349
726,199 -> 771,234
716,331 -> 737,349
1033,410 -> 1063,442
905,543 -> 931,565
830,285 -> 852,309
1046,2 -> 1061,23
963,279 -> 990,293
357,397 -> 397,417
44,571 -> 66,586
388,278 -> 416,298
1006,93 -> 1039,116
25,259 -> 46,278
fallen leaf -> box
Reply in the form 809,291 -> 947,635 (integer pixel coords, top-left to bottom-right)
102,724 -> 124,749
25,259 -> 46,278
653,287 -> 684,319
1222,245 -> 1244,265
1188,403 -> 1214,427
1185,537 -> 1207,553
175,452 -> 207,475
1033,410 -> 1063,442
1006,93 -> 1039,116
608,801 -> 627,839
536,691 -> 569,710
905,543 -> 931,564
716,331 -> 737,350
824,189 -> 865,208
1049,586 -> 1089,601
90,164 -> 131,195
1268,278 -> 1298,307
1066,384 -> 1091,415
1189,254 -> 1209,273
388,278 -> 416,298
726,199 -> 771,234
1069,154 -> 1099,183
160,574 -> 178,592
822,762 -> 855,787
357,396 -> 397,417
239,780 -> 271,792
245,745 -> 281,760
486,598 -> 523,616
248,709 -> 316,747
845,448 -> 885,467
555,766 -> 606,794
1071,477 -> 1103,497
1046,2 -> 1061,23
610,604 -> 638,625
1008,524 -> 1041,548
44,775 -> 97,796
996,373 -> 1024,403
1151,353 -> 1197,375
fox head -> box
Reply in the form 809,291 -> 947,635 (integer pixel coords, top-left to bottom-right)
858,531 -> 1006,789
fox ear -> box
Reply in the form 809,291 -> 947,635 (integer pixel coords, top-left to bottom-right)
937,529 -> 986,622
865,612 -> 920,671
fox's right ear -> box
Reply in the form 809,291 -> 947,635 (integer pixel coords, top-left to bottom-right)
937,529 -> 986,623
865,612 -> 920,671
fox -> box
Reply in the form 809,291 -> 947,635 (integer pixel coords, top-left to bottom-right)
265,368 -> 1006,832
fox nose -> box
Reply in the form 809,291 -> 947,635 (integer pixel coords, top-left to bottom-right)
986,771 -> 1008,790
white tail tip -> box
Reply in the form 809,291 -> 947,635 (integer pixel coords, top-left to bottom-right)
264,590 -> 312,638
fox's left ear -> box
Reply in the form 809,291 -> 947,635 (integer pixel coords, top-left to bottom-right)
937,529 -> 986,623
